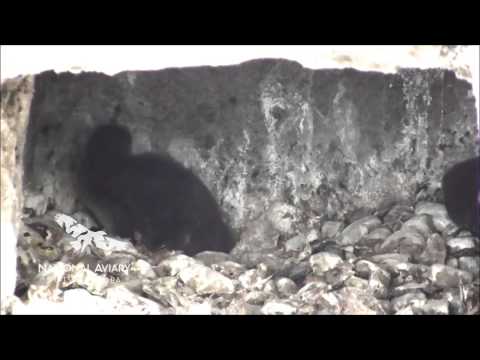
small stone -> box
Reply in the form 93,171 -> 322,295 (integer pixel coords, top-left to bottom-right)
284,234 -> 306,252
379,300 -> 392,314
159,255 -> 199,276
421,299 -> 449,315
275,278 -> 298,297
410,264 -> 431,282
261,300 -> 297,315
429,264 -> 473,289
415,202 -> 448,218
310,239 -> 343,256
316,292 -> 342,313
24,194 -> 52,219
245,291 -> 269,305
238,269 -> 270,291
347,208 -> 373,223
458,257 -> 480,277
383,204 -> 414,230
418,233 -> 447,265
182,302 -> 212,315
357,216 -> 382,231
221,299 -> 262,315
401,214 -> 434,239
352,245 -> 374,258
395,306 -> 415,315
357,227 -> 392,247
370,252 -> 411,263
306,229 -> 320,243
27,262 -> 68,302
323,263 -> 355,288
209,295 -> 233,310
178,263 -> 235,295
430,216 -> 457,235
368,268 -> 391,299
142,277 -> 183,308
62,289 -> 112,314
288,261 -> 312,283
336,287 -> 386,315
369,253 -> 412,273
391,292 -> 427,313
344,276 -> 369,290
211,261 -> 246,279
298,245 -> 312,261
461,285 -> 480,311
257,263 -> 270,277
321,221 -> 345,239
62,263 -> 111,297
130,259 -> 156,279
343,246 -> 356,260
354,260 -> 380,278
236,252 -> 289,275
446,258 -> 458,268
297,305 -> 317,315
337,216 -> 382,246
377,228 -> 425,260
392,270 -> 417,287
458,230 -> 475,237
296,281 -> 328,305
391,282 -> 429,297
194,251 -> 233,266
13,290 -> 113,315
263,279 -> 278,296
442,289 -> 465,315
310,252 -> 344,275
228,299 -> 262,315
151,276 -> 179,289
105,285 -> 168,314
446,237 -> 477,257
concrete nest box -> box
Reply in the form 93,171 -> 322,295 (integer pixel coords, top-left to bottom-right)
1,59 -> 478,300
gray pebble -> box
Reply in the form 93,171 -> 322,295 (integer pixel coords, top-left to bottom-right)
310,252 -> 344,274
321,221 -> 345,239
446,237 -> 477,257
415,202 -> 448,218
401,214 -> 434,239
377,228 -> 425,260
391,281 -> 429,297
391,292 -> 427,313
420,299 -> 449,315
275,277 -> 298,297
458,256 -> 480,277
194,251 -> 233,266
368,268 -> 391,299
418,233 -> 447,265
429,264 -> 473,290
337,216 -> 382,246
446,258 -> 458,268
245,291 -> 269,305
284,234 -> 307,252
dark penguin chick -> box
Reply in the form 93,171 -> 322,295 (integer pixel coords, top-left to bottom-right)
79,124 -> 236,256
442,156 -> 480,236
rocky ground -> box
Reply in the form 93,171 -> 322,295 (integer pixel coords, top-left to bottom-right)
2,201 -> 479,315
